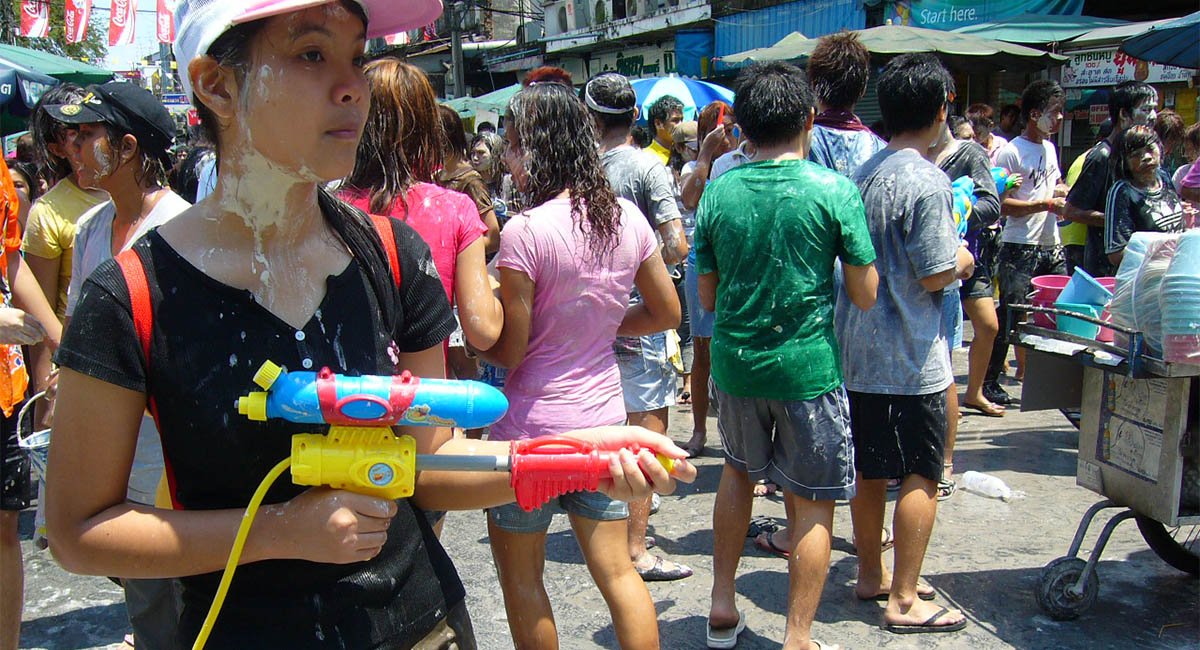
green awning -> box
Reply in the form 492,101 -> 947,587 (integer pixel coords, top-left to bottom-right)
952,14 -> 1128,45
0,44 -> 114,86
461,83 -> 522,114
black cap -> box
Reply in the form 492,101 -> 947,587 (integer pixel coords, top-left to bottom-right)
47,82 -> 176,164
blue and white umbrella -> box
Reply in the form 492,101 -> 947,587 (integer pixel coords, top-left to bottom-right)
629,76 -> 734,123
1119,11 -> 1200,70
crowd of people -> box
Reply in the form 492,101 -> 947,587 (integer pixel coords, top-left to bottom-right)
0,1 -> 1197,649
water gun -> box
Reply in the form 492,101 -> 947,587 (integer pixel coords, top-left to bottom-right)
951,176 -> 973,240
991,166 -> 1021,195
194,362 -> 677,649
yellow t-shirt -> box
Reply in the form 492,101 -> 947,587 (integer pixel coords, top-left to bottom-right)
21,179 -> 108,321
1059,151 -> 1088,248
647,139 -> 671,166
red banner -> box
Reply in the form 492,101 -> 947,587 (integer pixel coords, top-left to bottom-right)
19,0 -> 49,38
109,0 -> 137,47
64,0 -> 91,44
156,0 -> 175,43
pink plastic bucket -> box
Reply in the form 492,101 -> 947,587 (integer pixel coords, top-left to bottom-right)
1030,275 -> 1071,327
1096,277 -> 1117,342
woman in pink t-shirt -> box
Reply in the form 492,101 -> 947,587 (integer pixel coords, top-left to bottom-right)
478,81 -> 682,648
339,59 -> 501,357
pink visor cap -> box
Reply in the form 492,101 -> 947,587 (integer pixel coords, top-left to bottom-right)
174,0 -> 443,99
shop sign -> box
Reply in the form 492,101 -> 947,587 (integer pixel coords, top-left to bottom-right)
887,0 -> 1083,31
1088,104 -> 1108,125
1062,48 -> 1193,88
593,45 -> 676,79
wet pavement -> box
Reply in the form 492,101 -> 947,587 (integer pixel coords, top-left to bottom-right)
15,340 -> 1200,649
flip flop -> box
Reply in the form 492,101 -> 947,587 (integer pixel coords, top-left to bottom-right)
937,479 -> 957,501
850,527 -> 894,555
961,400 -> 1005,417
746,515 -> 780,538
635,555 -> 693,581
706,610 -> 745,649
754,530 -> 790,559
882,607 -> 967,634
678,389 -> 692,404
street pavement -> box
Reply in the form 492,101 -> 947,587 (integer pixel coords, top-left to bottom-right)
14,340 -> 1200,649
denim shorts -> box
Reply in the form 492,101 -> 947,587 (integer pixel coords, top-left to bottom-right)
487,490 -> 629,533
942,287 -> 963,354
685,255 -> 715,338
614,331 -> 675,412
714,384 -> 856,501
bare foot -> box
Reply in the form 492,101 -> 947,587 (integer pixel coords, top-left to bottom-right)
682,431 -> 706,458
752,481 -> 779,497
855,575 -> 937,601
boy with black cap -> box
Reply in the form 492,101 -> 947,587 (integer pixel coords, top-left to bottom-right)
48,80 -> 190,650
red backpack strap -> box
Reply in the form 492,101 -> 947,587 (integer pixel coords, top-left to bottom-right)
369,214 -> 402,289
114,249 -> 182,510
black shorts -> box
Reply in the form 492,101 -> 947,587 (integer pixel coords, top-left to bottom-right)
0,399 -> 33,511
847,391 -> 947,483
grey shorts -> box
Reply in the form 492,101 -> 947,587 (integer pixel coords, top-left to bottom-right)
615,332 -> 676,413
487,490 -> 629,534
714,384 -> 856,501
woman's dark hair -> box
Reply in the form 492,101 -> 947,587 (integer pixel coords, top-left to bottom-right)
965,103 -> 995,137
170,145 -> 212,202
1154,109 -> 1184,154
1112,124 -> 1161,181
10,161 -> 43,202
697,100 -> 731,143
31,83 -> 86,181
345,58 -> 445,214
438,104 -> 470,159
806,31 -> 870,111
584,72 -> 637,132
948,115 -> 972,139
470,131 -> 505,186
1019,80 -> 1064,124
733,61 -> 814,148
506,83 -> 621,258
1184,121 -> 1200,152
188,2 -> 402,333
102,125 -> 171,188
630,124 -> 652,149
877,53 -> 954,136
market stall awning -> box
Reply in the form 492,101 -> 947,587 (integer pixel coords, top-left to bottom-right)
1064,18 -> 1175,49
0,65 -> 59,114
0,44 -> 114,86
459,83 -> 521,114
443,95 -> 475,118
1119,11 -> 1200,70
952,13 -> 1127,44
719,24 -> 1067,72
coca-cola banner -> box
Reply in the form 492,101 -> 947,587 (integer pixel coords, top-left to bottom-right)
156,0 -> 176,43
64,0 -> 92,44
19,0 -> 50,38
109,0 -> 137,47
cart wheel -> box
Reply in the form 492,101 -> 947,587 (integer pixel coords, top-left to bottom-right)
1037,557 -> 1099,620
1135,515 -> 1199,577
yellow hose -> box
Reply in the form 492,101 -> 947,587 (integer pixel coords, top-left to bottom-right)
192,457 -> 292,650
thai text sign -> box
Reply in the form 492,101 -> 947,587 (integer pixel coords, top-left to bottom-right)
1062,48 -> 1193,88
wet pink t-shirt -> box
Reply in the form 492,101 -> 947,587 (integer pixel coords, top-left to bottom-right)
491,197 -> 657,441
341,183 -> 486,302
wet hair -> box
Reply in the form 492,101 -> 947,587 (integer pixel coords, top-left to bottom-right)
697,100 -> 732,142
877,54 -> 953,136
584,72 -> 637,131
732,61 -> 813,148
1153,109 -> 1184,153
966,103 -> 996,137
1097,119 -> 1114,140
187,1 -> 403,334
476,120 -> 496,134
1184,122 -> 1200,154
14,134 -> 34,164
806,31 -> 870,110
101,124 -> 171,187
648,95 -> 684,130
999,104 -> 1021,124
1108,81 -> 1156,126
524,66 -> 573,87
438,104 -> 470,159
31,83 -> 86,181
630,124 -> 652,149
9,161 -> 42,202
345,58 -> 444,214
948,115 -> 973,140
1112,124 -> 1161,181
506,83 -> 621,258
1019,80 -> 1063,124
470,131 -> 505,184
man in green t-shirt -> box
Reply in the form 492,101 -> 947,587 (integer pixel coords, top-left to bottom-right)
694,60 -> 878,650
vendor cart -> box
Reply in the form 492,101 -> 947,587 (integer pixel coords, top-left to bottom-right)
1010,305 -> 1199,621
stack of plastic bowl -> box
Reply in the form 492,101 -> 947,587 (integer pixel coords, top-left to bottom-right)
1030,275 -> 1071,327
1161,230 -> 1200,365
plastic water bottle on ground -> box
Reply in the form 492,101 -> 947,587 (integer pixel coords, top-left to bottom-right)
960,471 -> 1024,501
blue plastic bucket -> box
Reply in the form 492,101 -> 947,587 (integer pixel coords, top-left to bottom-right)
1055,302 -> 1103,339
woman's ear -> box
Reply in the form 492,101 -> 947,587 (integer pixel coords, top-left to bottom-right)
120,133 -> 140,163
190,55 -> 237,122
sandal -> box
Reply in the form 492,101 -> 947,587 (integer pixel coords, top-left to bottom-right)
882,606 -> 967,634
851,527 -> 894,555
754,530 -> 790,559
746,515 -> 780,538
961,400 -> 1005,417
937,478 -> 957,501
635,555 -> 693,581
678,389 -> 692,405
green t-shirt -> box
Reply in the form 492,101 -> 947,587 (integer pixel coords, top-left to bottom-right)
694,158 -> 876,401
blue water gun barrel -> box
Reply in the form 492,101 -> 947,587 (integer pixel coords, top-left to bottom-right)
236,361 -> 508,429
